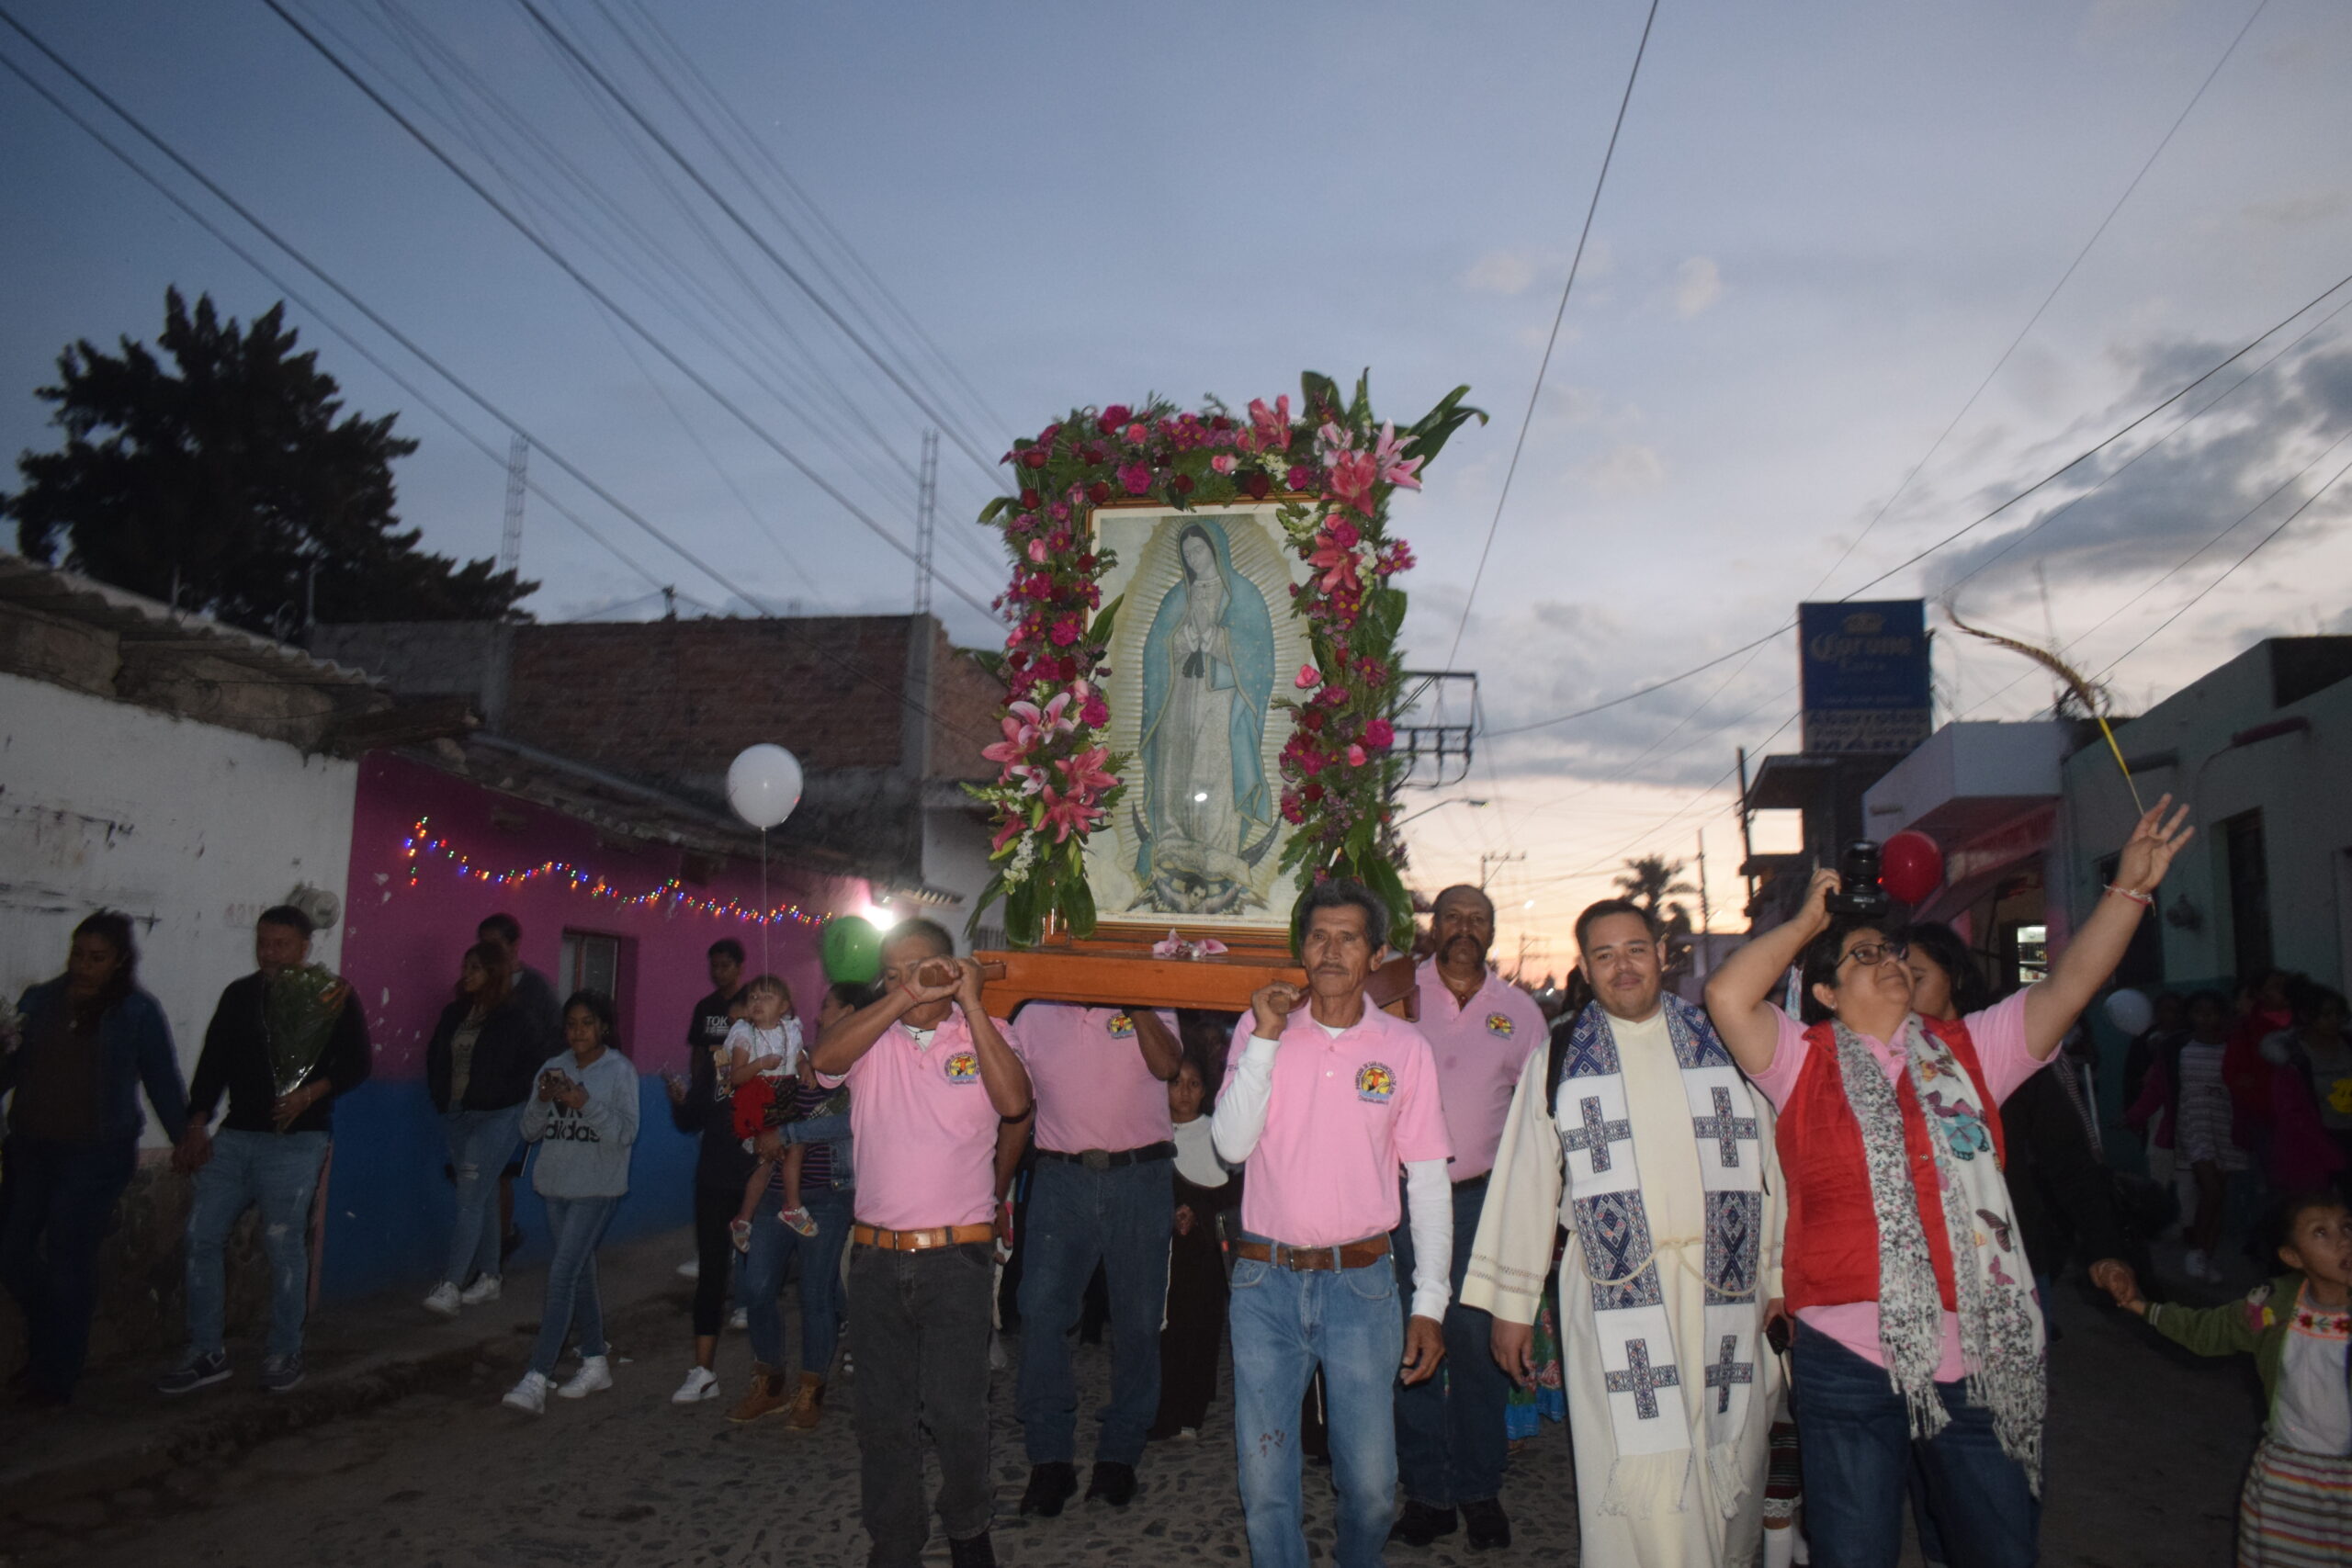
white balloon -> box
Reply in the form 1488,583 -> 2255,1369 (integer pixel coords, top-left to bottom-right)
726,744 -> 803,829
2103,988 -> 2155,1038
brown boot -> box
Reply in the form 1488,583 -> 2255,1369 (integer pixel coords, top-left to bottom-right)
786,1371 -> 826,1430
728,1364 -> 789,1423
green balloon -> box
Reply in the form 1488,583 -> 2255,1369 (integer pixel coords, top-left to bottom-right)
821,916 -> 883,986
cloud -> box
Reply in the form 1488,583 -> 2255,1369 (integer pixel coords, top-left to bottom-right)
1464,250 -> 1541,296
1671,257 -> 1724,320
1580,442 -> 1667,493
2244,191 -> 2351,229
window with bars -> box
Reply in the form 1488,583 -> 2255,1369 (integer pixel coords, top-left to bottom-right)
559,930 -> 621,1002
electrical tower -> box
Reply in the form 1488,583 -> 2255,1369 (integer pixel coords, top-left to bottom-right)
499,434 -> 530,578
913,428 -> 939,616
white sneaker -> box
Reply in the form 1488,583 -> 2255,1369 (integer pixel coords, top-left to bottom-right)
2184,1249 -> 2211,1280
676,1258 -> 701,1280
728,1306 -> 747,1332
556,1355 -> 613,1400
671,1366 -> 720,1404
503,1371 -> 550,1414
458,1274 -> 502,1306
423,1282 -> 462,1318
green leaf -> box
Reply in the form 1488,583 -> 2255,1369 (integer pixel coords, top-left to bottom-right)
977,494 -> 1014,527
1061,872 -> 1098,939
1004,873 -> 1044,949
1406,386 -> 1487,467
1349,368 -> 1373,427
1300,370 -> 1343,424
964,871 -> 1008,943
1089,592 -> 1125,647
1359,856 -> 1415,952
1361,585 -> 1407,650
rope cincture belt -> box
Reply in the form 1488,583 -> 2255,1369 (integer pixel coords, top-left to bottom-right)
851,1223 -> 996,1251
1232,1235 -> 1392,1272
1035,1141 -> 1176,1171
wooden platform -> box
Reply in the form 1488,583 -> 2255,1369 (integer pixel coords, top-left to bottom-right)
977,926 -> 1419,1020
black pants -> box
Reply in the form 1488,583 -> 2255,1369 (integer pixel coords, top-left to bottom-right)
690,1178 -> 739,1338
0,1134 -> 136,1401
851,1240 -> 997,1564
1154,1203 -> 1227,1432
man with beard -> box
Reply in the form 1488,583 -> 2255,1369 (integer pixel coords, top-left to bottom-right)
1214,877 -> 1453,1568
1465,899 -> 1780,1566
1390,886 -> 1547,1551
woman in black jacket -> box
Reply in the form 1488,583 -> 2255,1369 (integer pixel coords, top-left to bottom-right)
422,942 -> 541,1317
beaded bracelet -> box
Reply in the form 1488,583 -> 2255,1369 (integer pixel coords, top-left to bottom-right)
2104,884 -> 2153,906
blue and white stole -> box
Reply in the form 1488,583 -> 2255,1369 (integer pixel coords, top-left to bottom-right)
1555,995 -> 1766,1517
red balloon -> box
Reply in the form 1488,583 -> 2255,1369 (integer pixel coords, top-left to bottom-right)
1882,830 -> 1944,905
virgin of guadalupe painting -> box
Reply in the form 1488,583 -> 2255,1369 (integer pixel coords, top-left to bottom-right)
1089,505 -> 1311,931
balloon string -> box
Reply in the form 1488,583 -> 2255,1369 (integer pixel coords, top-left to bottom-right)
759,827 -> 771,979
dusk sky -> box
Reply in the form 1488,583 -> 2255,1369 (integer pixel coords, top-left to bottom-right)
6,0 -> 2349,974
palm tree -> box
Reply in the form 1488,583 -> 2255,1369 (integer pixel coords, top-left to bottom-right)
1613,854 -> 1698,926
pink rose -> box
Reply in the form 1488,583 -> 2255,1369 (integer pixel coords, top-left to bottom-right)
1080,695 -> 1110,728
1287,465 -> 1315,491
1125,423 -> 1148,444
1295,664 -> 1322,690
1027,538 -> 1048,564
1346,744 -> 1367,768
1363,718 -> 1395,749
1211,454 -> 1236,474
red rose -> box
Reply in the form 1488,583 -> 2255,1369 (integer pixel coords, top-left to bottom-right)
1241,472 -> 1272,500
1171,473 -> 1194,496
1020,488 -> 1041,509
1087,481 -> 1112,505
1022,449 -> 1048,469
1098,404 -> 1132,434
1303,781 -> 1326,805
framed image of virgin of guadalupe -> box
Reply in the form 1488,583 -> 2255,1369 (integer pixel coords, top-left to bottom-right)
1086,502 -> 1312,934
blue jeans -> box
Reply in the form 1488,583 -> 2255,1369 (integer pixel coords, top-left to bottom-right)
528,1195 -> 619,1377
441,1105 -> 523,1287
1792,1321 -> 2041,1568
185,1129 -> 329,1360
1,1134 -> 138,1399
1229,1241 -> 1405,1568
1016,1154 -> 1173,1467
1392,1176 -> 1508,1508
737,1181 -> 852,1376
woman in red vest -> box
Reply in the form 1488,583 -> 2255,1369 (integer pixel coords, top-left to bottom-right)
1704,798 -> 2192,1568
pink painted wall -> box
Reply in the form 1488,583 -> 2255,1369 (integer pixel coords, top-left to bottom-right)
341,751 -> 859,1077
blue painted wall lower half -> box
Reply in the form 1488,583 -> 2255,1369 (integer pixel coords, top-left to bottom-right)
318,1075 -> 697,1302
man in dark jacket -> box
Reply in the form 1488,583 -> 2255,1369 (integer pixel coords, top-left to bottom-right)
159,905 -> 370,1396
478,913 -> 559,1262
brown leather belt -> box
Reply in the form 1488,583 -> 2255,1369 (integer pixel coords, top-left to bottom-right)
1232,1234 -> 1392,1271
852,1222 -> 996,1252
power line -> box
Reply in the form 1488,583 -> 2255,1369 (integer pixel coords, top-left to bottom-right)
1803,0 -> 2272,599
1482,264 -> 2352,739
0,20 -> 991,747
253,0 -> 1005,626
1443,0 -> 1660,671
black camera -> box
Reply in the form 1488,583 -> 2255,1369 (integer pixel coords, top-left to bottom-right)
1824,840 -> 1889,922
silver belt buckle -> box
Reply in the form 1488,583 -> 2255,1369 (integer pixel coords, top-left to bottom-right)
1081,1148 -> 1111,1172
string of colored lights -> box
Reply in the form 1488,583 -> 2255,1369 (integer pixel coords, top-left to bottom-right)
401,819 -> 830,928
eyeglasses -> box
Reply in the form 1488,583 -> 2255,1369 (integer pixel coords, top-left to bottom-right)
1840,941 -> 1909,969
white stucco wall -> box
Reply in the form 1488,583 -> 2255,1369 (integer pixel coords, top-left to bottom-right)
0,671 -> 357,1139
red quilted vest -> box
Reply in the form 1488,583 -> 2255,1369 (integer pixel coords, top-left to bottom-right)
1778,1014 -> 2008,1314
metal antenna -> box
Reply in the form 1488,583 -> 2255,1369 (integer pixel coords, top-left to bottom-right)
499,433 -> 530,577
913,428 -> 939,616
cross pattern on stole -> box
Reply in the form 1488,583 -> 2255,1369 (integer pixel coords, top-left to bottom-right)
1604,1337 -> 1681,1420
1691,1087 -> 1758,1168
1704,1333 -> 1754,1414
1560,1096 -> 1634,1174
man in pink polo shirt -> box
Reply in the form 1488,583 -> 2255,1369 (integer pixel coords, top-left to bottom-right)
1391,885 -> 1546,1551
810,919 -> 1033,1568
1705,799 -> 2193,1568
1212,877 -> 1453,1568
1012,1001 -> 1182,1517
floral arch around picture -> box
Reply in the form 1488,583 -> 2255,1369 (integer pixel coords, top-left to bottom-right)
967,370 -> 1483,952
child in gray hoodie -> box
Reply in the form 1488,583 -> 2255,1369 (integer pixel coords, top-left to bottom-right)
503,989 -> 639,1414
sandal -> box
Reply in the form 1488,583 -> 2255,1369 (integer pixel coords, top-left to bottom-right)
779,1205 -> 820,1238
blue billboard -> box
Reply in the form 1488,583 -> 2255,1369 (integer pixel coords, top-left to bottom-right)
1798,600 -> 1930,755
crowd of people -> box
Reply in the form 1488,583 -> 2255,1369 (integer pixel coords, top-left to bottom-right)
5,789 -> 2349,1567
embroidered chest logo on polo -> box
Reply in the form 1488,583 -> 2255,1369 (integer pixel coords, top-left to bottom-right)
1355,1062 -> 1396,1103
1105,1013 -> 1136,1039
943,1051 -> 980,1085
1485,1012 -> 1515,1038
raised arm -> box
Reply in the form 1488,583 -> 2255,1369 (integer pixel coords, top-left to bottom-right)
808,969 -> 941,1077
953,959 -> 1033,1120
1705,868 -> 1838,1077
2022,796 -> 2192,1060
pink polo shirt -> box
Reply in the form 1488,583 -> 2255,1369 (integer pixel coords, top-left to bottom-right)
1413,961 -> 1547,1180
1747,990 -> 2041,1381
819,1010 -> 1020,1232
1014,1003 -> 1177,1155
1224,1002 -> 1452,1247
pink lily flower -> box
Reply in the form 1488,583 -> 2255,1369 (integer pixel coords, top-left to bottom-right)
1308,528 -> 1364,593
1247,395 -> 1292,452
1329,450 -> 1378,517
1371,423 -> 1423,491
1056,746 -> 1118,797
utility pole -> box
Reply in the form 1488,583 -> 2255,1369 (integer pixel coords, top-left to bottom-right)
1696,829 -> 1713,935
499,434 -> 530,578
1479,849 -> 1524,890
913,428 -> 939,616
1736,745 -> 1756,914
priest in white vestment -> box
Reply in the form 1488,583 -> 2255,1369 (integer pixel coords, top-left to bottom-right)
1464,899 -> 1782,1567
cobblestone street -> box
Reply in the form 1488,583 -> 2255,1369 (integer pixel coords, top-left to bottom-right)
4,1232 -> 2263,1567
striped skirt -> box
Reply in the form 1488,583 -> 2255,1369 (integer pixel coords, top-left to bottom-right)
2240,1438 -> 2352,1567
